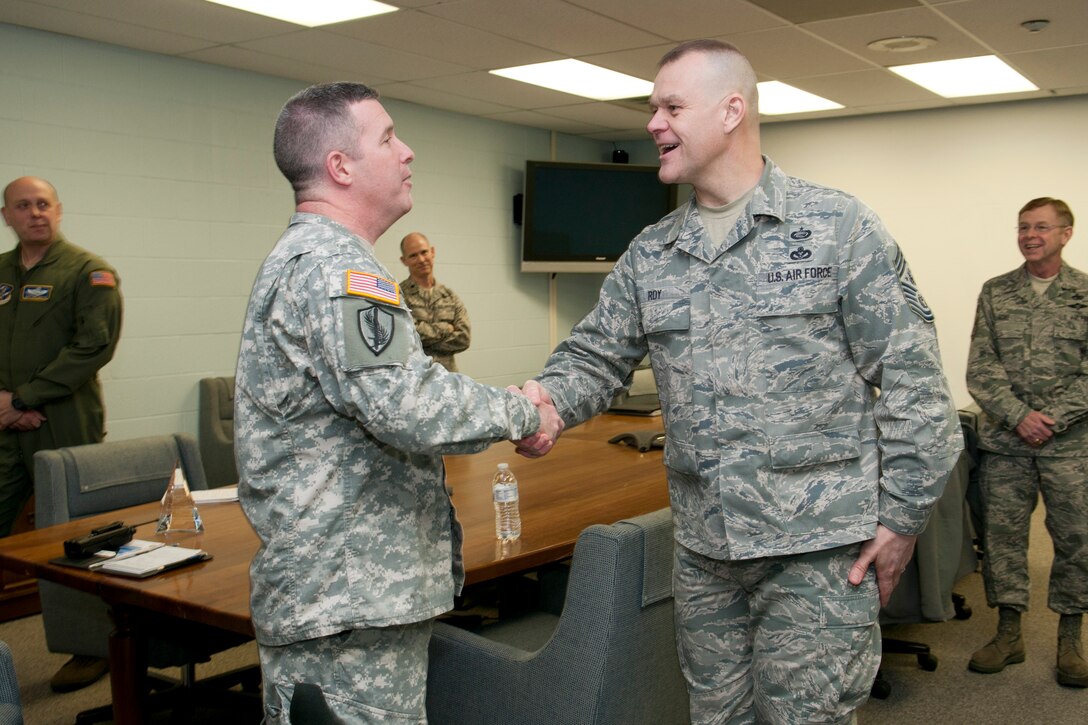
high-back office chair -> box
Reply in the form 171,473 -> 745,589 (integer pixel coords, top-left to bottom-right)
198,376 -> 238,488
34,434 -> 258,723
426,508 -> 689,725
872,409 -> 979,698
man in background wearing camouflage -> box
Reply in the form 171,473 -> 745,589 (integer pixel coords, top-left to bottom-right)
966,197 -> 1087,688
522,40 -> 962,723
235,82 -> 561,723
399,231 -> 471,372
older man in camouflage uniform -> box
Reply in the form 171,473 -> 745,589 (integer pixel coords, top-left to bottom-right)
236,82 -> 560,723
399,231 -> 471,372
966,197 -> 1087,688
524,40 -> 962,724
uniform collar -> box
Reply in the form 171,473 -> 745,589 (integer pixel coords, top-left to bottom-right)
20,234 -> 69,271
666,157 -> 787,264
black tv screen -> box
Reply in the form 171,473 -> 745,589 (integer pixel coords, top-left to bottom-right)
520,161 -> 679,273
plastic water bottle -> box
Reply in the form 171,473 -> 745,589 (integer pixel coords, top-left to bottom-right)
492,463 -> 521,541
156,466 -> 204,534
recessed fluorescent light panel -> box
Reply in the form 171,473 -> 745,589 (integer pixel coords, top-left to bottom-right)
490,60 -> 653,101
889,55 -> 1038,97
205,0 -> 397,27
756,81 -> 844,115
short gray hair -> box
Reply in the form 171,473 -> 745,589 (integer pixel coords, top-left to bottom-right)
273,82 -> 380,200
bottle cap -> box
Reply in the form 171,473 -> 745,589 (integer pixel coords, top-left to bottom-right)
497,462 -> 509,470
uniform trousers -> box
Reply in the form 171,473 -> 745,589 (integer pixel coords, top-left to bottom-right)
979,452 -> 1088,614
0,424 -> 61,536
258,620 -> 433,724
673,542 -> 879,725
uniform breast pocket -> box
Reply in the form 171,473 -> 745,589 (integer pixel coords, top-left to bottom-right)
640,295 -> 692,406
1050,311 -> 1088,344
641,296 -> 690,335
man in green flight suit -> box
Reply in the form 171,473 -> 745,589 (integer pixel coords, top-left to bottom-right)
0,175 -> 123,691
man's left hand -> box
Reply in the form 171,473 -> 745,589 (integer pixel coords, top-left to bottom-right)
0,391 -> 21,429
848,524 -> 918,607
10,410 -> 47,432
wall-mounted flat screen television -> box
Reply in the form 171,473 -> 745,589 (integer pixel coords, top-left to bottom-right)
520,161 -> 680,273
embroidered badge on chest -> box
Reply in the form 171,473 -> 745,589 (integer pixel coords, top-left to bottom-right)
358,305 -> 395,355
0,283 -> 12,305
21,284 -> 52,301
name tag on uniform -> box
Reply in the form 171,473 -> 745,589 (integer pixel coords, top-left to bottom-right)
21,284 -> 52,301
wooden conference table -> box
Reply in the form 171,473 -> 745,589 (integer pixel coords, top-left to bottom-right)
0,414 -> 667,723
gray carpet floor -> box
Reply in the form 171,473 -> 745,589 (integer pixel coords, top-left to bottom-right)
2,504 -> 1084,724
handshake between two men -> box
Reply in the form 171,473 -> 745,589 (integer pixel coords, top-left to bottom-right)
508,380 -> 562,459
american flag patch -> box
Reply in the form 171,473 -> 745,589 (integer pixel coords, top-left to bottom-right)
346,270 -> 400,305
90,270 -> 116,287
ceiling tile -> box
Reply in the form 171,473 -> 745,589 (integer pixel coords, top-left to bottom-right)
0,1 -> 217,54
784,68 -> 940,107
579,44 -> 676,82
377,82 -> 519,117
482,108 -> 612,135
421,0 -> 667,56
30,0 -> 297,43
565,0 -> 785,42
532,101 -> 650,130
746,0 -> 922,24
411,71 -> 592,108
238,30 -> 471,81
804,6 -> 991,65
722,26 -> 874,79
181,44 -> 369,85
1007,46 -> 1088,91
329,10 -> 560,70
937,0 -> 1088,53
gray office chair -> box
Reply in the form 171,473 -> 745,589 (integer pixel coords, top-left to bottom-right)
426,507 -> 690,725
33,434 -> 258,723
0,640 -> 23,725
198,376 -> 238,488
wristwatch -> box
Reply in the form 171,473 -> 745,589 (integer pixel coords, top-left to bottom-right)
10,396 -> 27,411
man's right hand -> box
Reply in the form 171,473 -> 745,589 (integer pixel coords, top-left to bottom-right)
510,381 -> 564,458
1016,410 -> 1055,447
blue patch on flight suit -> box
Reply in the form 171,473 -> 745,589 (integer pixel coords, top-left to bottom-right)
0,283 -> 12,305
21,284 -> 52,302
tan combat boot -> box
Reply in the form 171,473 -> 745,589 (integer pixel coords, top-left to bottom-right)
969,608 -> 1025,674
1057,614 -> 1088,688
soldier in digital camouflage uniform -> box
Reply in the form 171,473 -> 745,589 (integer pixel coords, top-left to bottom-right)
966,197 -> 1087,688
399,231 -> 471,372
236,82 -> 560,724
524,40 -> 962,724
